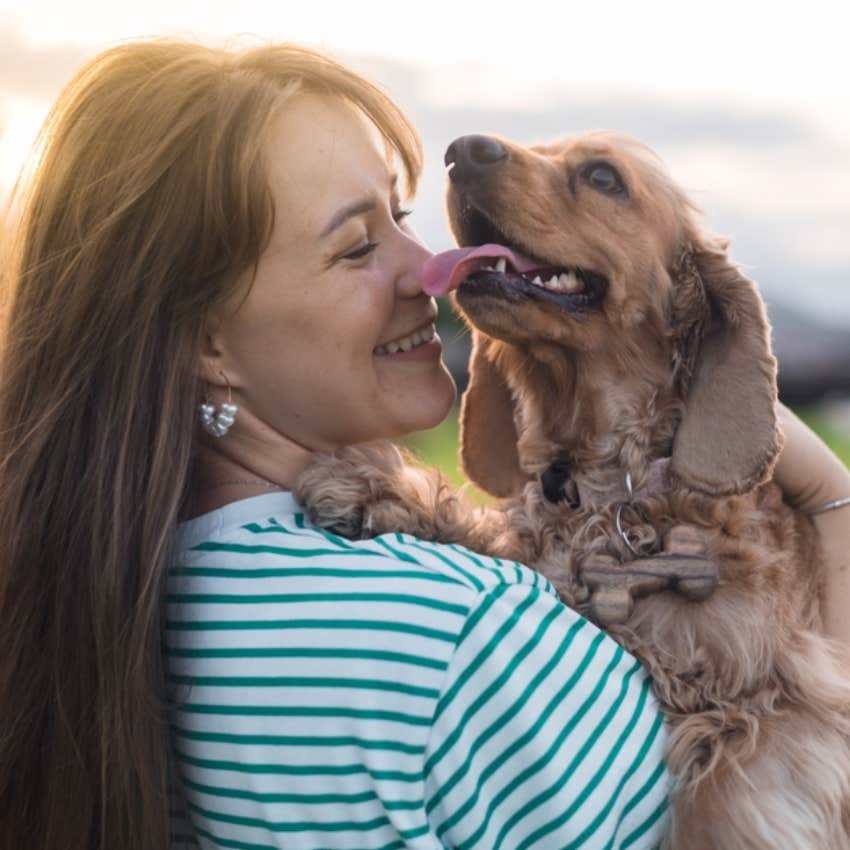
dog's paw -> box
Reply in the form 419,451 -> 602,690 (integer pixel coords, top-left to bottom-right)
293,444 -> 405,538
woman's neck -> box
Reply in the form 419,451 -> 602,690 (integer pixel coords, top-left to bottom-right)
188,422 -> 316,518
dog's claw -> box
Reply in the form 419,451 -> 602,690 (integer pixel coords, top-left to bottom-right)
580,550 -> 720,626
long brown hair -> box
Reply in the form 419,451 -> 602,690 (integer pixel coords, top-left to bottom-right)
0,40 -> 421,850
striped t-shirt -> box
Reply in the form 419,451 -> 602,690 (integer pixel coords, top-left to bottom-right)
166,491 -> 670,850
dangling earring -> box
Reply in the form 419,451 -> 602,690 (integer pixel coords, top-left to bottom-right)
199,372 -> 239,437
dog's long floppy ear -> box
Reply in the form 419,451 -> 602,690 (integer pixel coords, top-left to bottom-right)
459,332 -> 525,497
671,235 -> 780,496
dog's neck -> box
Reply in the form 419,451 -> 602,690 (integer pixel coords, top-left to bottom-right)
498,339 -> 682,508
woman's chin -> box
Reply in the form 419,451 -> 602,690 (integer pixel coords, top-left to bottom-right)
392,367 -> 457,436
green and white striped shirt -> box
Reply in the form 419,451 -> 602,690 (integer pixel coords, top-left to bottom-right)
166,491 -> 669,850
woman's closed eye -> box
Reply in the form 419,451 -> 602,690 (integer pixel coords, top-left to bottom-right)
342,241 -> 379,261
339,208 -> 414,262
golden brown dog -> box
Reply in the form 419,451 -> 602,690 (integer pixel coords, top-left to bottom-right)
296,131 -> 850,849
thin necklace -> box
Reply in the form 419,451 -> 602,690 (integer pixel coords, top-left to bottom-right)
208,478 -> 285,490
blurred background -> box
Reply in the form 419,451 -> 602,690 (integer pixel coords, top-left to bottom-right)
1,1 -> 848,481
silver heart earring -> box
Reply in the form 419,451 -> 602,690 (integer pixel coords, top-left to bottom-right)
199,371 -> 238,438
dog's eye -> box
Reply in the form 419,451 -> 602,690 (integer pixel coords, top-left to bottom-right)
584,163 -> 625,195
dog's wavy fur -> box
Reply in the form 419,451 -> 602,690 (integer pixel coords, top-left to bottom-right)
296,132 -> 850,849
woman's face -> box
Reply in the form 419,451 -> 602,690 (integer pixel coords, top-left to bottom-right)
206,94 -> 456,450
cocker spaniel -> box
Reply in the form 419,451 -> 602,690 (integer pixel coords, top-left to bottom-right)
296,131 -> 850,850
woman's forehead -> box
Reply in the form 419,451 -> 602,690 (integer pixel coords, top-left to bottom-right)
263,94 -> 394,234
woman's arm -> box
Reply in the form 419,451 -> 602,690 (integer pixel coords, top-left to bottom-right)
774,403 -> 850,650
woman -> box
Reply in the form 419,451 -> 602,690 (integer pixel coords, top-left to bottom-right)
0,40 -> 847,850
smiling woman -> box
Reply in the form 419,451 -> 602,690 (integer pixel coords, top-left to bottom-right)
193,92 -> 456,512
0,40 -> 441,850
0,37 -> 674,850
6,29 -> 850,850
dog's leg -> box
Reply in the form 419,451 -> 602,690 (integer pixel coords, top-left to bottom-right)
294,444 -> 511,556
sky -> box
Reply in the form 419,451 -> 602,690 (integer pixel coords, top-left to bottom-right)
1,1 -> 848,115
2,1 -> 850,173
1,0 -> 848,343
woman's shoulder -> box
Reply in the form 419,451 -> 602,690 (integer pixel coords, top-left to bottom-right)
172,490 -> 556,598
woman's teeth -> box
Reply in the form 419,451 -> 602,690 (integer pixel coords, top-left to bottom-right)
374,323 -> 436,355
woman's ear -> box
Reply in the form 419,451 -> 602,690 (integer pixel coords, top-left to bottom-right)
197,313 -> 237,389
671,235 -> 781,495
459,332 -> 525,497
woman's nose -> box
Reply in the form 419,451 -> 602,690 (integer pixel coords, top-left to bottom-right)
397,230 -> 433,298
445,135 -> 508,185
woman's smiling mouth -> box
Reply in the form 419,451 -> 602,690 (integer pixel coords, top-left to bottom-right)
374,322 -> 437,354
374,321 -> 439,356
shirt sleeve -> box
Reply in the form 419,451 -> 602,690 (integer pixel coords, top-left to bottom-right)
423,582 -> 670,850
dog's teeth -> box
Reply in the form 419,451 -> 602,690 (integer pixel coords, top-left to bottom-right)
532,275 -> 543,286
482,265 -> 495,271
560,271 -> 584,293
495,257 -> 507,273
548,275 -> 561,289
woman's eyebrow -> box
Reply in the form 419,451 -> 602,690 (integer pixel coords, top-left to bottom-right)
319,174 -> 399,240
319,197 -> 376,239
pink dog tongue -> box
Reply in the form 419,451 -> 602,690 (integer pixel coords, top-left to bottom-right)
421,244 -> 540,297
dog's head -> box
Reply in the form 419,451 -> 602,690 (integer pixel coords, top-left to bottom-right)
431,132 -> 779,500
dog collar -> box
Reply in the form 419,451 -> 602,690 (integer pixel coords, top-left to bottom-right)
541,461 -> 580,507
541,457 -> 671,510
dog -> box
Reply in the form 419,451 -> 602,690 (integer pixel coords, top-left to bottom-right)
296,131 -> 850,849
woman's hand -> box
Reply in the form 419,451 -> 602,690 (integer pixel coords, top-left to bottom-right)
774,403 -> 850,652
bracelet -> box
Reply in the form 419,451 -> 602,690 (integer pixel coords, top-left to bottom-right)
804,496 -> 850,516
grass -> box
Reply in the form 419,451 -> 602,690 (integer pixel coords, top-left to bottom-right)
405,410 -> 465,486
404,407 -> 492,505
796,405 -> 850,467
405,403 -> 850,487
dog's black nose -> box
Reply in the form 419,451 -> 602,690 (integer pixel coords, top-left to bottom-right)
445,135 -> 508,184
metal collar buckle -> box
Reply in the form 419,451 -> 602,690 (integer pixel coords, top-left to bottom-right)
615,471 -> 647,556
